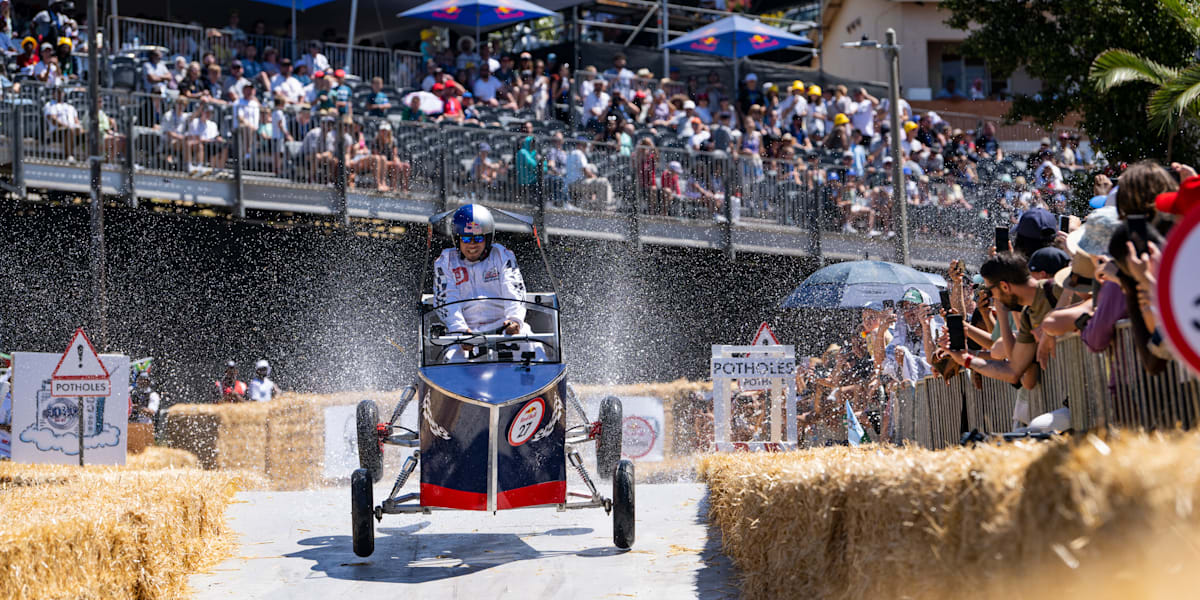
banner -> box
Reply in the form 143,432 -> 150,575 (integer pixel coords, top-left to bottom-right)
11,352 -> 129,465
582,395 -> 665,462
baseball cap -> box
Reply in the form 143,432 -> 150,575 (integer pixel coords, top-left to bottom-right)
313,70 -> 325,79
1067,206 -> 1121,256
683,100 -> 696,110
334,68 -> 346,78
378,122 -> 392,131
231,59 -> 243,68
862,300 -> 886,312
899,287 -> 926,306
225,360 -> 237,368
1155,174 -> 1200,215
1012,207 -> 1057,242
1027,247 -> 1070,275
431,82 -> 445,91
255,359 -> 270,370
479,142 -> 491,152
280,57 -> 292,66
744,73 -> 757,82
668,161 -> 683,173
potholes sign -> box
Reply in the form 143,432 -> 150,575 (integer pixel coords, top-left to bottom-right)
51,328 -> 111,397
1159,207 -> 1200,375
741,322 -> 782,391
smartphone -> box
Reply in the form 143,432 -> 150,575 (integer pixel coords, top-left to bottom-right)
1059,214 -> 1070,232
1127,214 -> 1149,255
939,289 -> 952,312
947,314 -> 966,351
994,226 -> 1009,252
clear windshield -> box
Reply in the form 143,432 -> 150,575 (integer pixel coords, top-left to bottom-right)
421,297 -> 561,367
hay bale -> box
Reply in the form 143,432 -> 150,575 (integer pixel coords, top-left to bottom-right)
699,432 -> 1200,600
127,446 -> 200,470
127,422 -> 155,454
164,402 -> 271,472
0,464 -> 255,600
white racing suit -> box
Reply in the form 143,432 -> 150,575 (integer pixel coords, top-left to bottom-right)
433,243 -> 540,362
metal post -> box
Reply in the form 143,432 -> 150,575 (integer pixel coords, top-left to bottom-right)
571,6 -> 581,131
808,182 -> 822,258
291,0 -> 298,60
5,103 -> 25,198
232,116 -> 244,218
335,120 -> 349,226
886,29 -> 909,266
78,397 -> 86,465
723,155 -> 734,260
121,106 -> 136,208
535,156 -> 546,244
661,0 -> 669,77
346,0 -> 359,74
88,0 -> 108,350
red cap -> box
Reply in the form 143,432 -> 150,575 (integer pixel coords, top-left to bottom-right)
1156,174 -> 1200,215
431,82 -> 445,91
334,68 -> 346,78
313,70 -> 325,78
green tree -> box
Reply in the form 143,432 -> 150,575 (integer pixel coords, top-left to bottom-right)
941,0 -> 1198,164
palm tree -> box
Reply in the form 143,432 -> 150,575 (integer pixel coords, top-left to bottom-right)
1090,0 -> 1200,157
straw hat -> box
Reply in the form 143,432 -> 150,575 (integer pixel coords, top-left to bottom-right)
1054,246 -> 1098,294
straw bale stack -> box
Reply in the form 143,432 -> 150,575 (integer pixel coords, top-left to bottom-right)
699,432 -> 1200,600
165,402 -> 272,472
126,446 -> 200,470
0,463 -> 257,600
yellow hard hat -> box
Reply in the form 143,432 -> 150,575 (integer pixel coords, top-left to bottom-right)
420,29 -> 436,41
807,84 -> 821,96
790,79 -> 805,91
904,121 -> 919,132
57,37 -> 73,49
834,113 -> 849,126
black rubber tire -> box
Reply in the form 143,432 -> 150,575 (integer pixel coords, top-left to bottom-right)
351,468 -> 375,557
596,396 -> 623,480
612,459 -> 635,549
356,400 -> 383,483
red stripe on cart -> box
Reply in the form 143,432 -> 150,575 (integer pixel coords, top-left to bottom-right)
497,480 -> 567,509
420,483 -> 487,511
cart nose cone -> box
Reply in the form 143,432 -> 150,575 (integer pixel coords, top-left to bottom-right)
420,363 -> 565,404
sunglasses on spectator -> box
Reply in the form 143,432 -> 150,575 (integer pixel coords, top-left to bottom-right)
460,234 -> 486,243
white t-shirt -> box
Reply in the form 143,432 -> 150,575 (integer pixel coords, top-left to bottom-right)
33,61 -> 64,87
142,60 -> 171,93
270,74 -> 304,104
44,100 -> 79,132
583,91 -> 610,119
248,377 -> 276,402
234,98 -> 261,129
161,108 -> 190,138
879,97 -> 911,121
849,99 -> 876,136
187,117 -> 220,141
296,52 -> 330,74
473,76 -> 504,102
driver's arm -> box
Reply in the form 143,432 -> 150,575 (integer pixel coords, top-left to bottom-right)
499,247 -> 527,326
433,254 -> 470,333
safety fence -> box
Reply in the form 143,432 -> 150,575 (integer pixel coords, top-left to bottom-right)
892,322 -> 1200,448
107,16 -> 424,88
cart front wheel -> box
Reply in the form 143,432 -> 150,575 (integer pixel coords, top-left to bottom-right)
596,396 -> 623,480
612,459 -> 635,549
357,400 -> 383,483
351,468 -> 375,557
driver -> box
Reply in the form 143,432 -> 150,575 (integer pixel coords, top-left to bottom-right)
434,204 -> 530,359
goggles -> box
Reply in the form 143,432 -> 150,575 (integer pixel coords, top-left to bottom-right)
459,234 -> 486,244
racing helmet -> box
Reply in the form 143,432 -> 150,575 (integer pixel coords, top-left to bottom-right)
451,204 -> 495,259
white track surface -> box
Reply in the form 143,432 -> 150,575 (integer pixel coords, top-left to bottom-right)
189,479 -> 737,599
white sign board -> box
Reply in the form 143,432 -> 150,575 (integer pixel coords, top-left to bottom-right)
11,352 -> 129,465
711,345 -> 797,452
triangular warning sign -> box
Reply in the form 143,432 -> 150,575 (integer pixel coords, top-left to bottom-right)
752,322 -> 780,346
51,328 -> 110,380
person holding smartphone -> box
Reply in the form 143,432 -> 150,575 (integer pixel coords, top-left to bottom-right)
882,288 -> 943,383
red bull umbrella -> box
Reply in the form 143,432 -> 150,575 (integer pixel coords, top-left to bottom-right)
398,0 -> 555,29
662,15 -> 811,85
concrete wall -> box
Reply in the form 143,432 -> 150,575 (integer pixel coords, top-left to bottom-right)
820,0 -> 968,92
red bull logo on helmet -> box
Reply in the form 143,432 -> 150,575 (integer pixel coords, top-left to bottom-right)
432,4 -> 462,20
494,5 -> 526,19
463,221 -> 484,234
690,36 -> 720,52
749,34 -> 778,50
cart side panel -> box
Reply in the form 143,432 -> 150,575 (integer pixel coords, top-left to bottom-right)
420,388 -> 490,510
495,380 -> 567,509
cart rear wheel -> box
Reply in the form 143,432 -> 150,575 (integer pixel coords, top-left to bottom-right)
612,459 -> 635,549
351,468 -> 375,557
596,396 -> 623,480
357,400 -> 383,483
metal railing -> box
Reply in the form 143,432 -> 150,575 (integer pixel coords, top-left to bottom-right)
891,322 -> 1200,448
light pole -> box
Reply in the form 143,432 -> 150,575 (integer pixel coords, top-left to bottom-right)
843,29 -> 909,266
